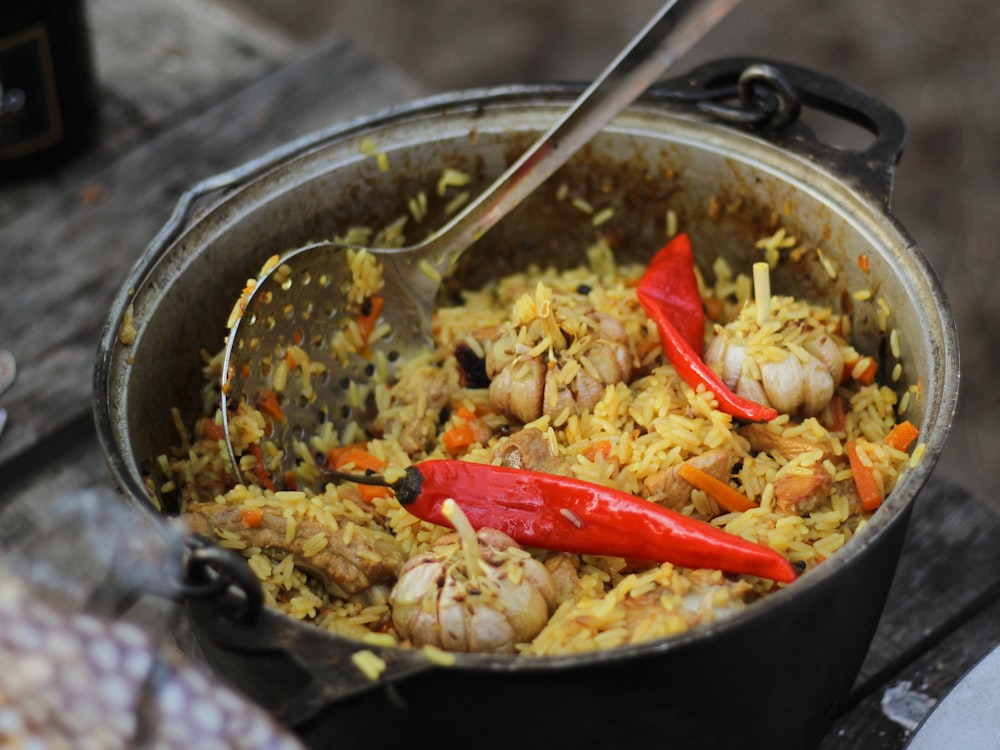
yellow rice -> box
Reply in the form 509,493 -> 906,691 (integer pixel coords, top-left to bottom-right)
167,169 -> 920,660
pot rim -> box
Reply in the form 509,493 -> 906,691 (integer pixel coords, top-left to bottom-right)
94,69 -> 960,673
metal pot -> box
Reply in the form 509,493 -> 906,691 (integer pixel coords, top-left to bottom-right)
94,59 -> 958,749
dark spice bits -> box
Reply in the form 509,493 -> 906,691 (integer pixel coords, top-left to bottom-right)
454,342 -> 490,388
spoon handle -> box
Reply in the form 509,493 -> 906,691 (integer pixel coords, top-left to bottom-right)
425,0 -> 742,264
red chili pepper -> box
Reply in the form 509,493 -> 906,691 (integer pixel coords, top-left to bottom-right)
342,459 -> 797,583
637,233 -> 777,423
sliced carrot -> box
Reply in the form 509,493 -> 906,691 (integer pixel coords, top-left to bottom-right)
356,295 -> 385,344
582,440 -> 613,462
845,440 -> 882,511
857,254 -> 870,273
241,508 -> 264,529
326,445 -> 390,500
703,296 -> 726,322
201,418 -> 226,442
846,356 -> 878,385
678,463 -> 757,513
455,406 -> 478,422
884,420 -> 920,452
327,445 -> 385,472
442,424 -> 477,453
255,389 -> 286,423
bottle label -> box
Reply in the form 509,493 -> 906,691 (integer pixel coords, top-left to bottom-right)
0,24 -> 63,160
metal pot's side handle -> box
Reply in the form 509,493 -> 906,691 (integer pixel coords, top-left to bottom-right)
654,57 -> 907,207
185,596 -> 436,728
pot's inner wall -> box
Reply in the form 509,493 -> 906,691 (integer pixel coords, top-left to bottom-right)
115,104 -> 931,513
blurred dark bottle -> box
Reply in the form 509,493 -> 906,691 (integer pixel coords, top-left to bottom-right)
0,0 -> 100,179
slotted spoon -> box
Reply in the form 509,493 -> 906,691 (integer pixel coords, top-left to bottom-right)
221,0 -> 741,485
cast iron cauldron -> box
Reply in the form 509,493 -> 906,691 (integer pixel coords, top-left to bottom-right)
94,59 -> 958,749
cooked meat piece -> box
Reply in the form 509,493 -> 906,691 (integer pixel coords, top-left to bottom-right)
489,355 -> 545,424
183,502 -> 404,598
773,467 -> 833,516
643,449 -> 733,511
739,423 -> 834,461
621,569 -> 751,632
833,476 -> 866,516
492,427 -> 573,476
544,554 -> 583,603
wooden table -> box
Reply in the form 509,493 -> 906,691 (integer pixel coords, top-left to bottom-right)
0,3 -> 996,747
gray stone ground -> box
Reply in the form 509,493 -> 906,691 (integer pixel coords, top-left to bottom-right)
231,0 -> 998,507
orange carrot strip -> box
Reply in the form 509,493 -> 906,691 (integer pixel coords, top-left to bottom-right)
255,389 -> 286,423
583,440 -> 613,461
201,419 -> 226,442
326,446 -> 390,500
884,421 -> 920,452
356,296 -> 385,343
442,424 -> 477,453
846,356 -> 878,385
845,440 -> 882,511
678,463 -> 757,513
455,406 -> 478,422
703,297 -> 726,322
357,485 -> 391,501
327,446 -> 385,473
241,508 -> 264,528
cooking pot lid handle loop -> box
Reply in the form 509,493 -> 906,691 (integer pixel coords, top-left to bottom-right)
657,57 -> 907,207
176,535 -> 264,623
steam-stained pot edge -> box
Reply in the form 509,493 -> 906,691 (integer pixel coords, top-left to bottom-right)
92,59 -> 958,749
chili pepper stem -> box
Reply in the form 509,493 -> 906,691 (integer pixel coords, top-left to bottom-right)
323,465 -> 425,503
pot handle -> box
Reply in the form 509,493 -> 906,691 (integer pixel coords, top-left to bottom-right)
186,598 -> 435,728
653,57 -> 907,207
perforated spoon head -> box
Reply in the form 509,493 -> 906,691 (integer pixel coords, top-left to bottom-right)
220,241 -> 441,485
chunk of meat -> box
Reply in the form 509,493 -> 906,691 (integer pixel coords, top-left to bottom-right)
643,449 -> 734,511
622,569 -> 752,633
739,423 -> 834,461
544,554 -> 583,603
491,427 -> 573,476
773,467 -> 833,515
488,354 -> 545,424
183,502 -> 404,598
